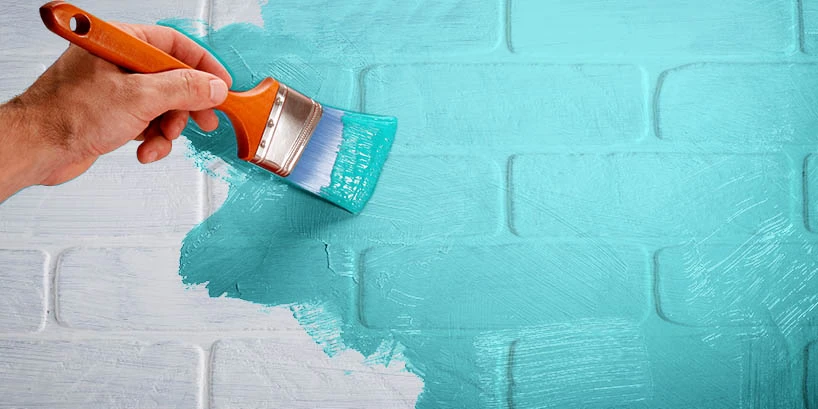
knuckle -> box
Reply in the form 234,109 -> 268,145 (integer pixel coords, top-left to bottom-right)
121,75 -> 157,120
179,70 -> 205,100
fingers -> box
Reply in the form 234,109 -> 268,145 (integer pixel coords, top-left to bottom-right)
116,23 -> 233,87
137,111 -> 190,165
137,120 -> 172,164
158,110 -> 221,140
160,110 -> 190,140
110,24 -> 231,134
132,68 -> 228,120
190,109 -> 220,132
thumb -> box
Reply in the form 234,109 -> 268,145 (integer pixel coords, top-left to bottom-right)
134,69 -> 228,119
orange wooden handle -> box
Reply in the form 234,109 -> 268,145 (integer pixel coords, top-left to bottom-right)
39,1 -> 281,163
40,1 -> 192,73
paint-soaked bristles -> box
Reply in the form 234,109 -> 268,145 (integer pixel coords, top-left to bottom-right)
287,106 -> 398,213
287,107 -> 345,194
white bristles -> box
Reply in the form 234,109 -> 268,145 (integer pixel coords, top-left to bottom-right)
286,106 -> 345,194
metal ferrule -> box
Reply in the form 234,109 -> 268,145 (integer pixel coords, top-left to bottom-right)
252,84 -> 323,177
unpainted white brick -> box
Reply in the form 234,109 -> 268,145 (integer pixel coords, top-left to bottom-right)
0,340 -> 202,409
211,336 -> 422,409
0,250 -> 47,333
57,247 -> 301,331
0,143 -> 204,239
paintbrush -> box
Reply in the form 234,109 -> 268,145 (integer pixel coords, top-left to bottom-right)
39,1 -> 396,214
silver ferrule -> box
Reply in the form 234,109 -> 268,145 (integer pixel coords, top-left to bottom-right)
252,84 -> 323,177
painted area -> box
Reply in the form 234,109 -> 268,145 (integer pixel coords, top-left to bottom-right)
509,0 -> 794,55
165,0 -> 817,408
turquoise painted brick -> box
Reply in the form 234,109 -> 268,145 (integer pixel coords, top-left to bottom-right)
360,245 -> 647,330
807,154 -> 818,232
210,0 -> 500,57
475,321 -> 651,409
645,327 -> 794,409
510,154 -> 791,239
658,64 -> 818,145
179,237 -> 350,310
213,48 -> 358,108
656,241 -> 818,331
510,0 -> 795,55
363,64 -> 644,148
271,155 -> 502,244
274,66 -> 358,110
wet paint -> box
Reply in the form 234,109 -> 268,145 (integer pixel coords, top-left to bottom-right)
166,0 -> 817,407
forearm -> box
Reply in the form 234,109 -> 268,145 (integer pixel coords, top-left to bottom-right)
0,98 -> 51,202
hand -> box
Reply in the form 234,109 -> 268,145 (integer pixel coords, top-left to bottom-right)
0,23 -> 232,201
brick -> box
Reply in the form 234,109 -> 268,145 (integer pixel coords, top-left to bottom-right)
0,340 -> 201,408
254,155 -> 502,244
0,0 -> 208,57
645,327 -> 793,408
510,0 -> 794,55
477,325 -> 793,409
807,155 -> 818,232
510,154 -> 790,239
56,247 -> 299,331
360,245 -> 646,330
172,234 -> 356,327
0,250 -> 46,333
363,64 -> 644,148
0,144 -> 203,238
656,239 -> 818,332
658,64 -> 818,144
475,320 -> 651,408
210,338 -> 421,409
209,0 -> 498,56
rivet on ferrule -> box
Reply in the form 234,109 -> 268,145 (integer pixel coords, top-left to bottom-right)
251,84 -> 323,177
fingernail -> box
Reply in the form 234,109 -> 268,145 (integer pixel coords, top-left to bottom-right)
145,150 -> 158,163
209,79 -> 228,103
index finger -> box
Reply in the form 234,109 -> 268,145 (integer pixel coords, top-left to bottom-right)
116,23 -> 233,87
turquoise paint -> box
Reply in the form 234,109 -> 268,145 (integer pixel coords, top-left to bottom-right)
169,0 -> 818,407
312,109 -> 397,214
362,64 -> 645,148
509,0 -> 793,54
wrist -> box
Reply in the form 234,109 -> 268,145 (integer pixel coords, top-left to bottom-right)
0,98 -> 56,200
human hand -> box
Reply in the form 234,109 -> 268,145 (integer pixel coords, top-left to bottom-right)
0,23 -> 232,199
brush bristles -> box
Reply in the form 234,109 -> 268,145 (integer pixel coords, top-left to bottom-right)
286,106 -> 398,213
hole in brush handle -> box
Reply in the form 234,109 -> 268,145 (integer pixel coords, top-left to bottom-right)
69,14 -> 91,36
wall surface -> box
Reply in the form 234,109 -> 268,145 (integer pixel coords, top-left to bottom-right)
1,0 -> 818,408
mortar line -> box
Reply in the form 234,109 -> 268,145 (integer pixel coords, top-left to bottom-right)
503,0 -> 513,53
797,0 -> 807,54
